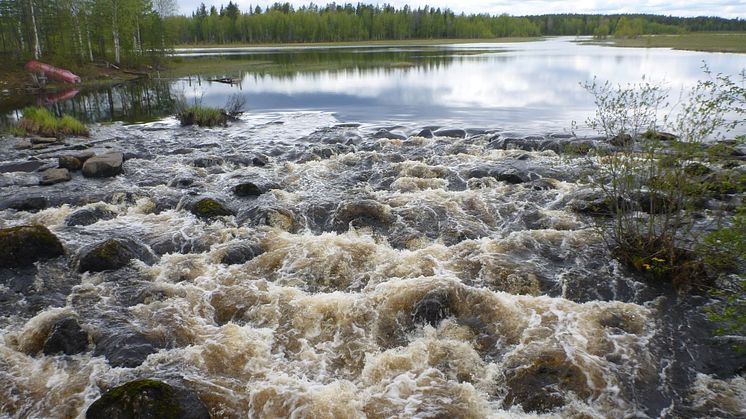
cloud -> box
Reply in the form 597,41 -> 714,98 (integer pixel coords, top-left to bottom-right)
177,0 -> 746,19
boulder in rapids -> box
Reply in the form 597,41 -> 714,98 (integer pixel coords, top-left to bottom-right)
190,198 -> 234,219
82,152 -> 124,178
433,128 -> 467,138
42,317 -> 89,355
0,225 -> 64,268
502,353 -> 594,414
412,290 -> 451,327
92,332 -> 160,368
332,199 -> 394,232
220,242 -> 263,265
77,238 -> 155,273
233,182 -> 264,197
65,207 -> 117,227
39,168 -> 71,185
85,379 -> 210,419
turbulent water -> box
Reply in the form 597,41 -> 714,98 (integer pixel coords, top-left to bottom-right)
1,112 -> 745,418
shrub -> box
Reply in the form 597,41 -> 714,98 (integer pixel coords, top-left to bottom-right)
580,66 -> 745,283
177,106 -> 228,127
16,107 -> 89,138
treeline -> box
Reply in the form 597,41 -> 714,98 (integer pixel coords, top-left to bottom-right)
0,0 -> 176,67
2,2 -> 746,67
167,3 -> 746,45
166,3 -> 540,44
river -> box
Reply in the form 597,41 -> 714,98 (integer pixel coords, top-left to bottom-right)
1,37 -> 745,418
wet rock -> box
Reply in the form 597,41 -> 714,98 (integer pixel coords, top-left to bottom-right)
233,182 -> 264,197
252,153 -> 270,167
193,156 -> 224,168
42,317 -> 89,355
2,195 -> 48,212
434,128 -> 467,138
527,179 -> 557,190
373,129 -> 407,141
65,207 -> 116,227
567,189 -> 631,216
39,168 -> 71,186
416,129 -> 434,138
332,199 -> 394,231
13,139 -> 33,150
241,206 -> 298,232
31,136 -> 58,144
86,379 -> 209,419
168,177 -> 195,188
82,152 -> 124,178
412,291 -> 451,327
58,155 -> 83,171
190,198 -> 234,219
609,133 -> 633,147
92,333 -> 159,368
77,238 -> 155,273
467,161 -> 559,184
0,225 -> 64,268
220,243 -> 263,265
170,148 -> 193,155
503,353 -> 593,414
0,160 -> 48,173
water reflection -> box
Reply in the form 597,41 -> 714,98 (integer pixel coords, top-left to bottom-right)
3,37 -> 746,131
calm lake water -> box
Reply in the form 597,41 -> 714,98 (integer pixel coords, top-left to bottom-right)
3,37 -> 746,132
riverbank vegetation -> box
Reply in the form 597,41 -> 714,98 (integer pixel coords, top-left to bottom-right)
12,106 -> 89,137
581,67 -> 746,346
588,32 -> 746,54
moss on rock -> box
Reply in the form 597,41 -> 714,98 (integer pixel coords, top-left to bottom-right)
0,225 -> 64,268
86,379 -> 210,419
191,198 -> 233,219
77,239 -> 135,273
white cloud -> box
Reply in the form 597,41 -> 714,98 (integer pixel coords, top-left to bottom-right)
177,0 -> 746,19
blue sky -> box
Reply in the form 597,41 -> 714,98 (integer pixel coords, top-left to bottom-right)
177,0 -> 746,18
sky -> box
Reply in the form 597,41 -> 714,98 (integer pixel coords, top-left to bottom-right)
177,0 -> 746,19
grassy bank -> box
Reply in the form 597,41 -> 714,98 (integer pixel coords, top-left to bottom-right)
582,32 -> 746,53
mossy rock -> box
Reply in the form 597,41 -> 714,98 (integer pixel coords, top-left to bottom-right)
0,225 -> 64,268
86,379 -> 210,419
233,182 -> 263,197
77,239 -> 135,273
190,198 -> 233,219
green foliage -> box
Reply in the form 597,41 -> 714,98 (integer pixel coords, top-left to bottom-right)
177,105 -> 227,127
16,106 -> 89,137
581,66 -> 745,283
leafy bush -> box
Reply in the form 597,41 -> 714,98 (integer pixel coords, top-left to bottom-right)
581,66 -> 745,283
175,94 -> 245,127
16,107 -> 89,137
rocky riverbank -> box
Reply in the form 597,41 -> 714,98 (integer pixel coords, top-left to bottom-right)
1,114 -> 745,417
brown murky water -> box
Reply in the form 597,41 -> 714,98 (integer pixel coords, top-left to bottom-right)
1,113 -> 744,418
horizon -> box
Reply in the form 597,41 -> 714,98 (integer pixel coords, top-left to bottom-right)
176,1 -> 746,20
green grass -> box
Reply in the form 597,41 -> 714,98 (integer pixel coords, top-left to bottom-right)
177,105 -> 228,127
582,32 -> 746,53
15,107 -> 89,137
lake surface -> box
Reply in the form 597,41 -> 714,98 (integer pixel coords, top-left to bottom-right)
3,37 -> 746,133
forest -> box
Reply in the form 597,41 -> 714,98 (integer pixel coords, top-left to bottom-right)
2,1 -> 746,67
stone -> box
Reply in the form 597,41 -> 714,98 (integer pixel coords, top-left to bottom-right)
77,238 -> 155,273
0,160 -> 48,173
433,128 -> 467,138
373,130 -> 407,141
416,129 -> 434,138
0,225 -> 64,268
503,353 -> 593,414
82,152 -> 124,178
43,317 -> 89,355
65,207 -> 116,227
233,182 -> 263,197
220,243 -> 263,265
31,136 -> 58,144
58,156 -> 82,171
39,168 -> 71,186
412,291 -> 451,326
332,199 -> 394,231
3,196 -> 48,212
92,333 -> 159,368
252,153 -> 270,167
86,379 -> 210,419
190,198 -> 233,219
192,156 -> 224,168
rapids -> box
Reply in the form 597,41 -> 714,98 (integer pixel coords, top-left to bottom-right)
0,112 -> 744,418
